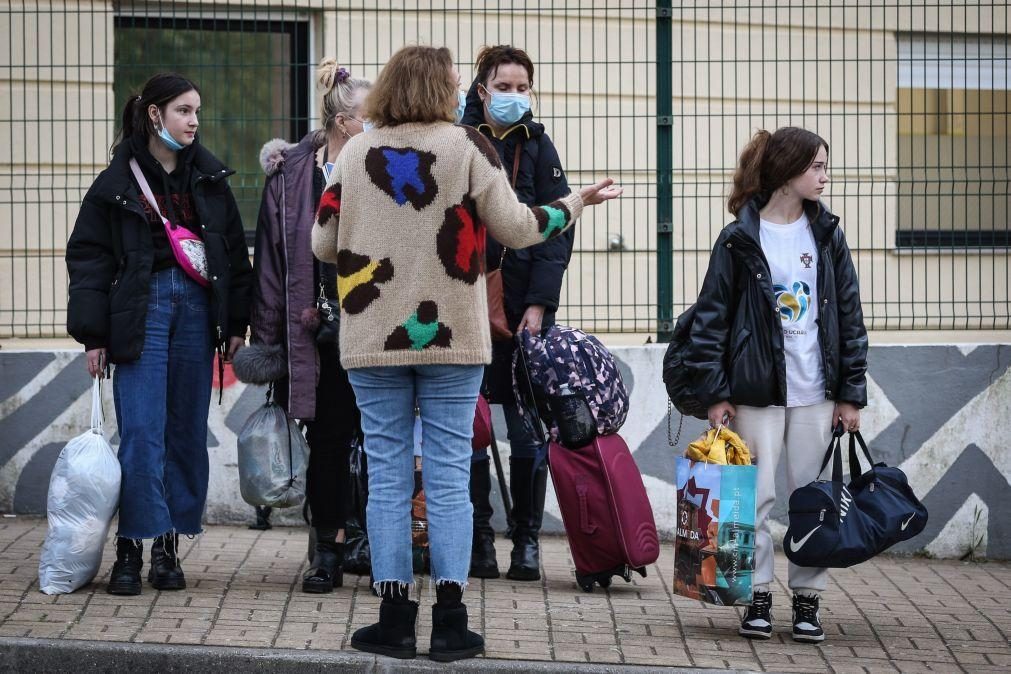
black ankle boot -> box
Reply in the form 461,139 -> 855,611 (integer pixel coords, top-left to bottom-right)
148,532 -> 186,590
350,583 -> 418,659
429,582 -> 485,662
107,537 -> 143,596
507,457 -> 547,581
302,528 -> 344,593
469,458 -> 499,579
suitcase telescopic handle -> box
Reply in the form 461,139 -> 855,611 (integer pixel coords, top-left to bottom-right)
515,333 -> 548,444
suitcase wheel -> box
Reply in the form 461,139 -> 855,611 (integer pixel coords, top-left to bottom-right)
598,576 -> 612,589
575,573 -> 595,593
633,566 -> 647,579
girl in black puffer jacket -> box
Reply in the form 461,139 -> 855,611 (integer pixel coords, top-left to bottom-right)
685,127 -> 867,645
66,73 -> 252,597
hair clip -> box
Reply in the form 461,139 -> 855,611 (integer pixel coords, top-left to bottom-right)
336,67 -> 350,83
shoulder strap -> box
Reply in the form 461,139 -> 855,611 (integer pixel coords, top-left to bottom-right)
497,139 -> 524,264
510,139 -> 522,188
128,158 -> 169,226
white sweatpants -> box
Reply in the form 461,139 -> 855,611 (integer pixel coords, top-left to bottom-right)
733,400 -> 835,596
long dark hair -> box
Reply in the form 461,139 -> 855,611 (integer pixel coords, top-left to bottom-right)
111,72 -> 200,154
474,44 -> 535,88
727,127 -> 829,217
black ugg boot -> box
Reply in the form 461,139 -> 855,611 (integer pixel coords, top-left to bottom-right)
350,583 -> 418,659
429,582 -> 485,662
148,532 -> 186,590
302,528 -> 344,593
469,458 -> 499,579
107,537 -> 143,596
507,457 -> 547,581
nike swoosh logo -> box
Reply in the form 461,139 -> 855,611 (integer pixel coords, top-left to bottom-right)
790,525 -> 822,552
901,514 -> 915,531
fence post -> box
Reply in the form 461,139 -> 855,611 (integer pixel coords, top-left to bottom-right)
656,1 -> 674,342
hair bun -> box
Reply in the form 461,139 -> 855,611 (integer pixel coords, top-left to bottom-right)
317,58 -> 342,93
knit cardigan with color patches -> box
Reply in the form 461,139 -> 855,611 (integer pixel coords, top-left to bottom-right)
311,121 -> 584,370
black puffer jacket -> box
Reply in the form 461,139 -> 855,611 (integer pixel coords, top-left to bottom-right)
461,83 -> 575,401
66,137 -> 252,363
685,199 -> 868,409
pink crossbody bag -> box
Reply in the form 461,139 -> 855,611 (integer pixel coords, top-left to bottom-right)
129,158 -> 210,287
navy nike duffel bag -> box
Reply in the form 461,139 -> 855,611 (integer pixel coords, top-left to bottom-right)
784,427 -> 928,568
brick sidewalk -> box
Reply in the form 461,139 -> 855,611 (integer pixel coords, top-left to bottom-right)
1,517 -> 1008,672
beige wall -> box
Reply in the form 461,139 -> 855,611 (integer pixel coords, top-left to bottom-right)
2,1 -> 1008,337
1,1 -> 114,337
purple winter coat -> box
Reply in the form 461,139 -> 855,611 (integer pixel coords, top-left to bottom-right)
245,131 -> 327,419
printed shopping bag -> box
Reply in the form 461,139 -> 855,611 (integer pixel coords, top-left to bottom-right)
673,456 -> 757,606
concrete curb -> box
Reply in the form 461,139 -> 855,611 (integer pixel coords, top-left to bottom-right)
0,637 -> 749,673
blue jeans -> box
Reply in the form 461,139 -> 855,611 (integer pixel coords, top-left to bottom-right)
348,364 -> 483,587
113,267 -> 213,539
471,399 -> 544,462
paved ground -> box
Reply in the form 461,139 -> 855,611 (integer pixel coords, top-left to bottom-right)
1,517 -> 1008,672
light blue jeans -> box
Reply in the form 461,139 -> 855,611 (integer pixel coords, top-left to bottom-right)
348,364 -> 484,588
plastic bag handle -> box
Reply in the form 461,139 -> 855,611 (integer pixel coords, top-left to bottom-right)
90,376 -> 104,434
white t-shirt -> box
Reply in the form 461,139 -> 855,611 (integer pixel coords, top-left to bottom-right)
759,214 -> 826,407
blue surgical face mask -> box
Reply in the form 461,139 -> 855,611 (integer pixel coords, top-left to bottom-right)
455,90 -> 467,123
157,123 -> 184,152
362,121 -> 375,133
485,90 -> 530,126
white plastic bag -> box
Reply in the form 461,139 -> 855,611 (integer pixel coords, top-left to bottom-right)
237,389 -> 309,508
38,377 -> 121,594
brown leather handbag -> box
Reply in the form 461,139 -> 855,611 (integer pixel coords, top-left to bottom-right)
487,142 -> 523,341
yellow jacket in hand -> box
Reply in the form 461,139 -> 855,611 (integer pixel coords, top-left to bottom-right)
685,427 -> 752,465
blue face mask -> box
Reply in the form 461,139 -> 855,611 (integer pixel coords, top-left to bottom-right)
455,90 -> 467,123
485,91 -> 530,126
157,125 -> 184,152
362,121 -> 375,133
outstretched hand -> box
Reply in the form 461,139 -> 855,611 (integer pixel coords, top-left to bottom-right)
579,178 -> 623,206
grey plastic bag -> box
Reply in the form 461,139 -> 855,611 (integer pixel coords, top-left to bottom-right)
237,389 -> 309,508
38,377 -> 121,594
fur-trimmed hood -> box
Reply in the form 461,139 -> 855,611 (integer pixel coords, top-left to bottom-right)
259,130 -> 326,176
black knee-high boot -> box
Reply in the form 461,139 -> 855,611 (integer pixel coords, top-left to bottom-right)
469,457 -> 499,578
507,457 -> 547,581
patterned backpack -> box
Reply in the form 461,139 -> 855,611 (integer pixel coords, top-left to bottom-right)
513,326 -> 630,445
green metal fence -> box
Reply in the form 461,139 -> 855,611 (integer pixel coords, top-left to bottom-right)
1,2 -> 1008,340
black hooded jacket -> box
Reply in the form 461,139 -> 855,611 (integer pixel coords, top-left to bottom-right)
685,199 -> 868,409
66,136 -> 252,362
461,81 -> 575,401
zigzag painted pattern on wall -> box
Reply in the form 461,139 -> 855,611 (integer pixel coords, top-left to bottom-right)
1,345 -> 1008,559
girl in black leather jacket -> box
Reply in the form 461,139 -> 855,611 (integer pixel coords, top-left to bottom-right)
686,127 -> 868,645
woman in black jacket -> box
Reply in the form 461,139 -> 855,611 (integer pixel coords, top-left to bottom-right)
460,45 -> 575,581
685,127 -> 867,644
66,73 -> 252,596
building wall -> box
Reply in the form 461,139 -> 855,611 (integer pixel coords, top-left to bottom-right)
1,342 -> 1008,560
2,2 -> 1008,337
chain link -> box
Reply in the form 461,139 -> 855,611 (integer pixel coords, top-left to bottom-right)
667,399 -> 684,447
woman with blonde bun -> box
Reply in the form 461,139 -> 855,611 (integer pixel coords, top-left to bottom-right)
234,59 -> 371,594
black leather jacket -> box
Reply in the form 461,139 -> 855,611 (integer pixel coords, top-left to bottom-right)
685,199 -> 868,409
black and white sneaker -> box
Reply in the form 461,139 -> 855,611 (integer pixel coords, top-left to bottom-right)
738,590 -> 773,639
792,594 -> 825,642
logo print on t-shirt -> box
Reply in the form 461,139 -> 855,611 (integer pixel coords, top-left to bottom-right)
800,252 -> 813,269
774,281 -> 811,323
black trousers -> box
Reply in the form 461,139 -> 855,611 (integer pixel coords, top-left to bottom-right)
276,343 -> 360,530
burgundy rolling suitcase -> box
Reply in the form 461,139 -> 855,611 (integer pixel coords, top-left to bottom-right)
513,336 -> 660,592
549,434 -> 660,591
